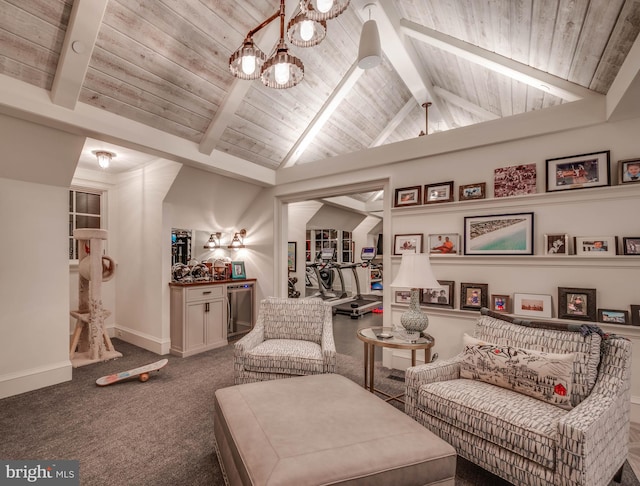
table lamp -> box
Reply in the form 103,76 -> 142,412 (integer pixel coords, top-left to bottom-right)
391,253 -> 440,334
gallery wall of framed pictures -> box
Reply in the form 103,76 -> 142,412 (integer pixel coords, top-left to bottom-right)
389,150 -> 640,327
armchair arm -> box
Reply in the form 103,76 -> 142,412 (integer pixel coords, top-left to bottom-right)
233,319 -> 265,376
405,354 -> 463,417
321,307 -> 336,373
555,337 -> 632,486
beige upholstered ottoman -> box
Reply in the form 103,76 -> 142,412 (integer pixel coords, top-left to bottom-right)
213,373 -> 456,486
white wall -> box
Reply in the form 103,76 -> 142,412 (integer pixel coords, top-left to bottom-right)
0,178 -> 72,398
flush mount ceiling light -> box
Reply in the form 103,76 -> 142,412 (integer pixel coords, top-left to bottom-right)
357,3 -> 381,69
229,0 -> 347,89
93,150 -> 115,169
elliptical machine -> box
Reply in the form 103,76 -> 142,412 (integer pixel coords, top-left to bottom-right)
304,248 -> 348,301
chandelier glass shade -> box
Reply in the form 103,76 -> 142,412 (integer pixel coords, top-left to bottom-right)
300,0 -> 350,21
93,150 -> 114,169
229,0 -> 347,89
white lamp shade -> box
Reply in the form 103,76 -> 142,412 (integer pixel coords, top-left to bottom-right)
357,19 -> 381,69
391,253 -> 440,289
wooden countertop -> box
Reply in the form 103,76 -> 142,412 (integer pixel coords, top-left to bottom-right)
169,278 -> 256,287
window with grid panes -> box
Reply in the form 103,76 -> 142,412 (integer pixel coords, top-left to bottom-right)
69,189 -> 102,260
342,231 -> 353,263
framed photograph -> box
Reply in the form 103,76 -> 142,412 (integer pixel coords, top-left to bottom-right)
623,237 -> 640,255
618,158 -> 640,184
544,234 -> 569,255
421,280 -> 454,309
490,294 -> 511,313
231,261 -> 246,279
631,305 -> 640,326
598,308 -> 630,325
394,186 -> 422,207
287,242 -> 296,272
460,282 -> 488,311
545,150 -> 610,192
494,163 -> 537,198
574,236 -> 617,256
459,182 -> 486,201
428,233 -> 459,255
395,290 -> 412,304
558,287 -> 596,321
464,212 -> 534,255
393,234 -> 423,255
513,293 -> 553,318
424,181 -> 454,204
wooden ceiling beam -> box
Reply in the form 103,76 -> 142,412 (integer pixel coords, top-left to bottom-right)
606,31 -> 640,122
432,86 -> 500,121
370,98 -> 417,147
51,0 -> 109,109
400,18 -> 600,103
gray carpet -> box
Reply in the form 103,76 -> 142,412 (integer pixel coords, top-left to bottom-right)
0,339 -> 637,486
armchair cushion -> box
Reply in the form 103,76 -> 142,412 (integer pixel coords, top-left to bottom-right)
461,334 -> 576,410
243,339 -> 325,376
262,297 -> 326,344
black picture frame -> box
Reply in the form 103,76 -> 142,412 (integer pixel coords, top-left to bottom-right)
421,280 -> 455,309
618,158 -> 640,184
424,181 -> 454,204
558,287 -> 597,321
545,150 -> 610,192
623,237 -> 640,255
631,305 -> 640,326
464,212 -> 534,255
287,242 -> 296,272
598,308 -> 630,325
460,282 -> 488,311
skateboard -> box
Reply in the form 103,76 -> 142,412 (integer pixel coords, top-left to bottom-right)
96,359 -> 168,386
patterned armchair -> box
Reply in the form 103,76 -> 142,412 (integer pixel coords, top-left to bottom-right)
405,308 -> 632,486
234,297 -> 336,385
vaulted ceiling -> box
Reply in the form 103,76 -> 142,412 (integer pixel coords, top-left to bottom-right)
1,0 -> 639,185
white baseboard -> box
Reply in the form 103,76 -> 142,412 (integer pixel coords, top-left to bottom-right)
0,360 -> 72,400
113,325 -> 171,355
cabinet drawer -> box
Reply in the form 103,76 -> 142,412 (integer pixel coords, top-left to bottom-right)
186,286 -> 224,302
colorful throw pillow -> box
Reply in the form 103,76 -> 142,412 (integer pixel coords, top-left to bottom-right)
460,334 -> 576,410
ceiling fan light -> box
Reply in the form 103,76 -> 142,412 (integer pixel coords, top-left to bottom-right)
300,0 -> 349,21
229,37 -> 266,80
357,19 -> 381,69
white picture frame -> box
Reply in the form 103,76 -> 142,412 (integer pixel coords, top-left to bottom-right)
574,236 -> 618,256
513,293 -> 553,318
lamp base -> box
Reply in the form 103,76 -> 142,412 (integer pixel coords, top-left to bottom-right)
400,288 -> 429,333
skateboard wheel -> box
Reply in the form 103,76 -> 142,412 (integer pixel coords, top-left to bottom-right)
139,373 -> 150,382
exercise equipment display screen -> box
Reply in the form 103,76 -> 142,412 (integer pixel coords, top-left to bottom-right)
361,247 -> 376,261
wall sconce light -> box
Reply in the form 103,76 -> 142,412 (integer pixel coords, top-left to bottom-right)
228,229 -> 247,249
93,150 -> 115,169
204,232 -> 222,249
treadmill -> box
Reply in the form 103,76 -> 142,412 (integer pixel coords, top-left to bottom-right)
334,247 -> 383,318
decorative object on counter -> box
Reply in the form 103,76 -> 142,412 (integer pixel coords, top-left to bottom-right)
618,158 -> 640,184
598,308 -> 630,325
423,181 -> 454,204
171,263 -> 192,282
494,163 -> 536,198
460,282 -> 488,311
458,182 -> 486,201
513,293 -> 552,318
574,236 -> 617,256
190,263 -> 210,281
391,253 -> 440,333
211,258 -> 230,280
544,233 -> 569,254
204,232 -> 222,249
623,237 -> 640,255
393,186 -> 422,207
428,233 -> 459,254
228,229 -> 246,249
545,150 -> 610,192
421,280 -> 454,309
490,294 -> 511,313
70,229 -> 122,367
557,287 -> 597,321
231,261 -> 246,279
393,233 -> 423,255
464,212 -> 534,255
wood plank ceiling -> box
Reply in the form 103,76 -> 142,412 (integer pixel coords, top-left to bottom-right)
0,0 -> 639,178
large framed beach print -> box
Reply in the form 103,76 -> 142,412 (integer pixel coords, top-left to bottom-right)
464,212 -> 534,255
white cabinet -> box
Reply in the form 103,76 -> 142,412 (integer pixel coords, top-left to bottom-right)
170,284 -> 227,357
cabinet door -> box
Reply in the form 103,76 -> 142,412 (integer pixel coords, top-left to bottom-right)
206,299 -> 226,346
185,302 -> 207,350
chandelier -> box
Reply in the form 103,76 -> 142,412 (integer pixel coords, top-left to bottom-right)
229,0 -> 350,89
